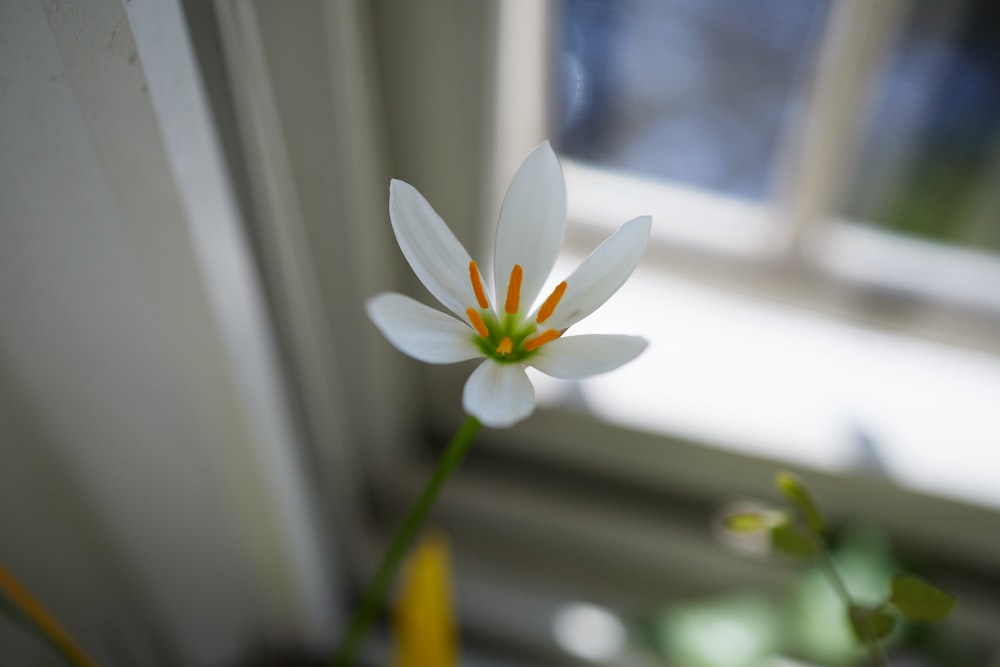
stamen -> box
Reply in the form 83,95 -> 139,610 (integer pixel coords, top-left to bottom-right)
524,329 -> 560,351
468,261 -> 489,309
466,308 -> 489,338
536,281 -> 567,324
504,264 -> 523,314
496,337 -> 513,355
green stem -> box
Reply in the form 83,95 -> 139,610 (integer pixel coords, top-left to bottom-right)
815,548 -> 852,607
331,416 -> 482,667
815,548 -> 889,667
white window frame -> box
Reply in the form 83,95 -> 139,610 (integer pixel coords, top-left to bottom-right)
207,0 -> 1000,661
3,1 -> 339,662
418,0 -> 1000,657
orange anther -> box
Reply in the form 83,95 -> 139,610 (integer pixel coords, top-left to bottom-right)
496,337 -> 513,355
468,260 -> 489,309
466,308 -> 489,338
504,264 -> 523,314
536,281 -> 567,324
524,329 -> 560,351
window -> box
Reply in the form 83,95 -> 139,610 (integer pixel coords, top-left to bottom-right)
206,1 -> 1000,665
846,0 -> 1000,255
540,0 -> 1000,512
446,0 -> 1000,663
558,0 -> 828,201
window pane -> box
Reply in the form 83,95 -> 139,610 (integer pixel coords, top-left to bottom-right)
547,3 -> 1000,508
556,0 -> 829,200
844,0 -> 1000,253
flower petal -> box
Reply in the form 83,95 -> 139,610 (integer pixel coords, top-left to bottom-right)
542,215 -> 651,331
366,293 -> 482,364
493,142 -> 567,313
529,334 -> 648,380
462,361 -> 535,428
390,179 -> 483,317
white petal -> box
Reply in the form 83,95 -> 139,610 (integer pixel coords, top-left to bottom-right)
529,334 -> 648,380
542,216 -> 651,331
366,293 -> 482,364
462,361 -> 535,428
493,142 -> 567,313
390,179 -> 484,317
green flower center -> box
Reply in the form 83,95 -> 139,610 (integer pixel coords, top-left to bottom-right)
469,311 -> 539,363
465,261 -> 566,363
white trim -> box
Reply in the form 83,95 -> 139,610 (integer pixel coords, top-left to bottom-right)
485,0 -> 553,261
564,160 -> 1000,355
123,0 -> 338,645
212,0 -> 374,574
813,221 -> 1000,313
775,0 -> 907,253
9,0 -> 338,660
565,161 -> 776,258
212,0 -> 428,599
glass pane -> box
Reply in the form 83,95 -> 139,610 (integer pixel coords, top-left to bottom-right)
555,0 -> 829,200
844,0 -> 1000,252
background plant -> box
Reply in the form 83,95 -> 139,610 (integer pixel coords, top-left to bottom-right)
724,471 -> 957,666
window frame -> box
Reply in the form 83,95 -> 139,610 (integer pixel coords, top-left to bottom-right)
419,0 -> 1000,656
467,0 -> 1000,529
208,0 -> 1000,661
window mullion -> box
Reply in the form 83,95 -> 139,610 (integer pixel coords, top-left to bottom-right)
774,0 -> 908,259
485,0 -> 553,264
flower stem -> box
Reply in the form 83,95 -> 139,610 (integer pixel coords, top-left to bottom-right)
331,416 -> 482,667
0,564 -> 100,667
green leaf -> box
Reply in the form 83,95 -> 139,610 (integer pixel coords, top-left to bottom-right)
775,470 -> 826,534
848,604 -> 897,641
890,575 -> 957,622
770,521 -> 817,558
723,511 -> 777,533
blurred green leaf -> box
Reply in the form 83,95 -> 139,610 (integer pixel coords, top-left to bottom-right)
723,511 -> 778,533
848,604 -> 896,641
770,521 -> 817,558
775,470 -> 826,534
890,575 -> 957,622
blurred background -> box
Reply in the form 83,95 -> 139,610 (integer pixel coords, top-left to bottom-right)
2,0 -> 999,665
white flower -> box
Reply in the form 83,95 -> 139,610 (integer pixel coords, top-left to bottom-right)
366,142 -> 650,428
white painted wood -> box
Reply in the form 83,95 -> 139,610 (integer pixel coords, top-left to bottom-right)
775,0 -> 907,254
486,0 -> 553,261
1,0 -> 338,661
